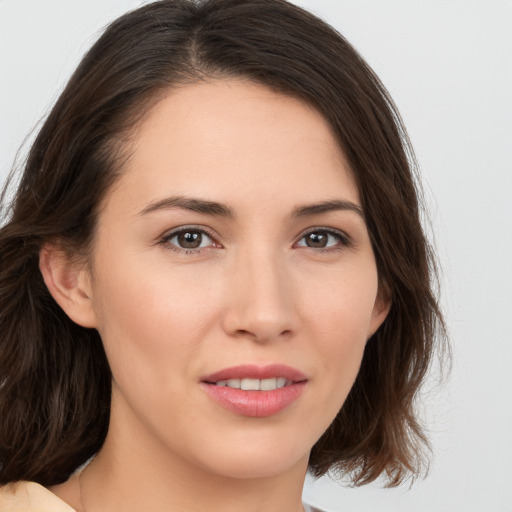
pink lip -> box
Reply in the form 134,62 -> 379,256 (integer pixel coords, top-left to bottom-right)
200,364 -> 308,418
202,364 -> 307,383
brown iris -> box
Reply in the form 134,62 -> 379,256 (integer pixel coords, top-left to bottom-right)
304,232 -> 329,248
177,231 -> 203,249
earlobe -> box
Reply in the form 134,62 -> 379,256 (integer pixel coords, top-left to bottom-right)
39,244 -> 97,328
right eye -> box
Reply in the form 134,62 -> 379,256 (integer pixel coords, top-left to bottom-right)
162,227 -> 218,252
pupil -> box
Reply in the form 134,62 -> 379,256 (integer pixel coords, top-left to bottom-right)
178,231 -> 202,249
306,232 -> 327,248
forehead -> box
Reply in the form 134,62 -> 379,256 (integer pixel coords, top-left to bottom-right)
107,79 -> 359,216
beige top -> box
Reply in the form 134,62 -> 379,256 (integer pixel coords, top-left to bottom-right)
0,481 -> 76,511
0,481 -> 324,512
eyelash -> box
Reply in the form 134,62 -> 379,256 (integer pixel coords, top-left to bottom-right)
296,227 -> 353,252
159,226 -> 352,254
159,226 -> 220,254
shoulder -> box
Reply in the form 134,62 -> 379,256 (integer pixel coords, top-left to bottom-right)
303,503 -> 327,512
0,481 -> 76,512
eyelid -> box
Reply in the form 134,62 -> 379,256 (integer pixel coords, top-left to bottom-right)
159,225 -> 222,252
294,226 -> 353,249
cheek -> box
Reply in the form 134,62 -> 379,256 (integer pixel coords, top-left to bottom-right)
303,254 -> 379,340
89,250 -> 220,390
301,259 -> 378,404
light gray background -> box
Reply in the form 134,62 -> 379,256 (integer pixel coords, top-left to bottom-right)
1,1 -> 511,511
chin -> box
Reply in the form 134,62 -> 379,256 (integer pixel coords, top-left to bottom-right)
190,435 -> 311,480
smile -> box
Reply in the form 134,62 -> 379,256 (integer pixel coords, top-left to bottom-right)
201,364 -> 307,417
213,377 -> 291,390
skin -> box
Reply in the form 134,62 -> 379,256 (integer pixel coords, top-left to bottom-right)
42,79 -> 389,512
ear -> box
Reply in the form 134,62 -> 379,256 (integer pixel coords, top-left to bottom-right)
368,286 -> 392,339
39,243 -> 98,328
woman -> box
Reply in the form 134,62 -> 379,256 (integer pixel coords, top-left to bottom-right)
0,1 -> 445,511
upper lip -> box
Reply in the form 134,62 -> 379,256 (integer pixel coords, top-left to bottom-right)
202,364 -> 307,383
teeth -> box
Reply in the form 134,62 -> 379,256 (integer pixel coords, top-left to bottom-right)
215,377 -> 290,390
241,378 -> 260,390
226,378 -> 241,389
260,378 -> 277,391
276,377 -> 287,388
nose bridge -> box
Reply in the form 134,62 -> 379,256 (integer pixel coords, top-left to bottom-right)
223,244 -> 296,341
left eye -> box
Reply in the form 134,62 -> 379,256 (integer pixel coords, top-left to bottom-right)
296,230 -> 345,249
165,229 -> 215,250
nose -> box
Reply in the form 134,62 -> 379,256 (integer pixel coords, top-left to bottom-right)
221,248 -> 298,343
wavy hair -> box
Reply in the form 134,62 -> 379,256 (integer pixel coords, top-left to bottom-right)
0,0 -> 446,487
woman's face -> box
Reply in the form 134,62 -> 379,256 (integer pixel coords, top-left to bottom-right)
82,79 -> 389,479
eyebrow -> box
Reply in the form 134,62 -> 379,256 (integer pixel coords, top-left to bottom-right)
292,200 -> 364,219
139,196 -> 234,217
139,195 -> 364,220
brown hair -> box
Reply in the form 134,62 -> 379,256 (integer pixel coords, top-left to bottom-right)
0,0 -> 446,488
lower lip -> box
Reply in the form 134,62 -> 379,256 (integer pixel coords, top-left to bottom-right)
200,382 -> 307,417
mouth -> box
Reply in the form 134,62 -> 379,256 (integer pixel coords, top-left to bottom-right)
200,364 -> 308,418
209,377 -> 292,390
